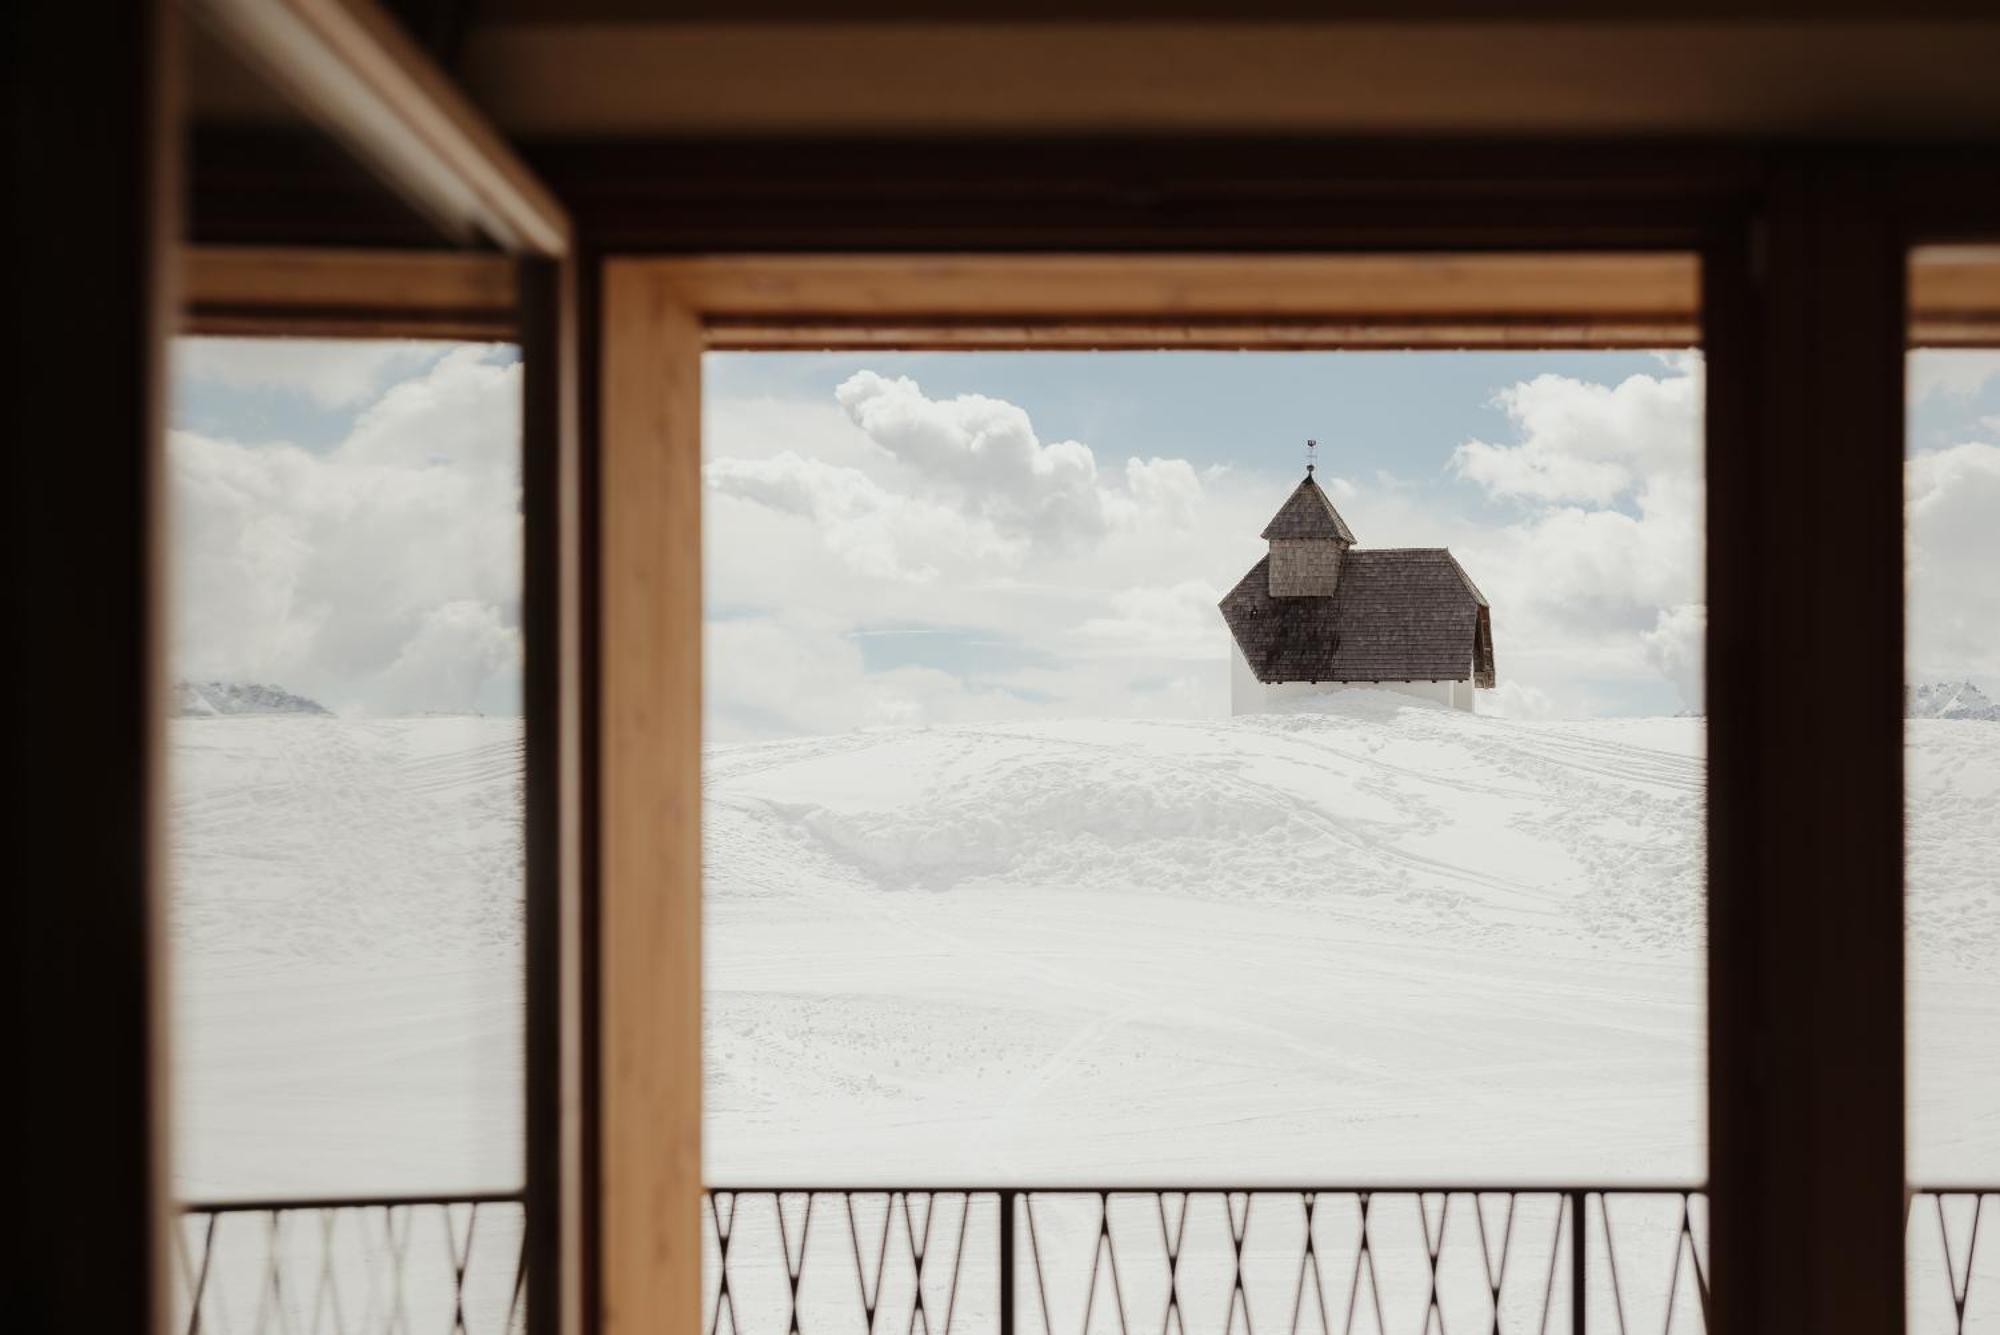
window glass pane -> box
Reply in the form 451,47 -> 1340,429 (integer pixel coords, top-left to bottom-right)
1905,341 -> 2000,1328
166,339 -> 524,1205
702,348 -> 1707,1191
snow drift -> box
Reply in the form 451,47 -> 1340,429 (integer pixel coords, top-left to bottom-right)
169,693 -> 1998,1200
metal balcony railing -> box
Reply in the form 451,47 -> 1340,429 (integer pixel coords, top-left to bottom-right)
168,1184 -> 1995,1334
702,1187 -> 1998,1335
174,1191 -> 525,1335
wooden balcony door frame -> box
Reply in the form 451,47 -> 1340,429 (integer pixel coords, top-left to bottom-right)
16,2 -> 580,1333
586,155 -> 1995,1335
20,0 -> 2000,1323
593,249 -> 1705,1334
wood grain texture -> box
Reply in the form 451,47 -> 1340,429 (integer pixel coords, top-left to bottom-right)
1911,244 -> 2000,345
652,252 -> 1702,349
687,247 -> 1998,348
580,205 -> 1995,1334
702,319 -> 1698,350
653,252 -> 1699,317
599,260 -> 704,1335
182,245 -> 519,339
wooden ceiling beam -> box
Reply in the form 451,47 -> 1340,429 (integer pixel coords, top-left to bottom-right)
463,20 -> 2000,139
193,0 -> 569,255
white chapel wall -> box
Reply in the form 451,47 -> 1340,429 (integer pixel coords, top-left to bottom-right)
1230,645 -> 1469,715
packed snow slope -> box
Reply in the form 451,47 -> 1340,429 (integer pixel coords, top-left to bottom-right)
170,694 -> 1999,1197
704,692 -> 1997,1186
170,714 -> 525,1198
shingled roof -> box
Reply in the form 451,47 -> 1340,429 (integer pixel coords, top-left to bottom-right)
1220,549 -> 1497,686
1259,474 -> 1358,543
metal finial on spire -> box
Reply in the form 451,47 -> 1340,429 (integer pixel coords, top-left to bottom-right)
1306,439 -> 1317,476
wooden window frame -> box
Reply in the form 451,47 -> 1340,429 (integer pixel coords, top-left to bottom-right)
179,244 -> 522,341
25,0 -> 1999,1318
18,3 -> 585,1334
595,248 -> 1741,1335
172,245 -> 585,1335
596,248 -> 1718,1330
15,3 -> 182,1332
592,207 -> 1996,1335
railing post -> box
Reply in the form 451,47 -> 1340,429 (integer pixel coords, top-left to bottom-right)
999,1191 -> 1016,1335
1570,1190 -> 1587,1335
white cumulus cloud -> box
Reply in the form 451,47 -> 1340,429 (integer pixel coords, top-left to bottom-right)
170,344 -> 523,715
1909,436 -> 2000,684
1074,580 -> 1226,660
701,370 -> 1254,736
834,371 -> 1112,549
174,339 -> 449,409
1442,356 -> 1705,712
708,372 -> 1215,591
1641,604 -> 1707,714
1451,359 -> 1701,507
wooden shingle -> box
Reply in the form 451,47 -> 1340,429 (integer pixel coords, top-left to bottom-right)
1220,549 -> 1496,686
1259,475 -> 1358,543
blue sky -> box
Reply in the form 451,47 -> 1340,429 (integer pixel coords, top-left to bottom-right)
703,347 -> 2000,735
703,349 -> 1708,731
708,346 -> 2000,504
1912,351 -> 2000,450
706,349 -> 1681,491
174,373 -> 381,451
163,340 -> 1999,726
175,340 -> 1994,471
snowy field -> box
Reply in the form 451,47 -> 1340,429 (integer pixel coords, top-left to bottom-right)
705,697 -> 1709,1187
168,696 -> 2000,1193
168,697 -> 2000,1328
170,714 -> 527,1199
706,696 -> 1999,1188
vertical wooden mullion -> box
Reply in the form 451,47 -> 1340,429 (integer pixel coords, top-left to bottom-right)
575,250 -> 607,1335
598,261 -> 705,1335
522,256 -> 588,1335
9,0 -> 179,1329
1705,155 -> 1908,1335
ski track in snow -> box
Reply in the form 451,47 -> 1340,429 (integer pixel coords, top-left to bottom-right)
169,697 -> 2000,1202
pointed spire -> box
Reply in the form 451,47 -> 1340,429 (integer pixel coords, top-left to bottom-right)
1260,470 -> 1356,544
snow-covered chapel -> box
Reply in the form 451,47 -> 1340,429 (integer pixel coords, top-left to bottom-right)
1219,463 -> 1496,713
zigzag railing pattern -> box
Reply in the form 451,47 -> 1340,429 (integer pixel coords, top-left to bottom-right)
703,1188 -> 1998,1335
164,1184 -> 1993,1333
174,1192 -> 525,1335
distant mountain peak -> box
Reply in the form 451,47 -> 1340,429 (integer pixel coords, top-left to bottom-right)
175,680 -> 331,718
1908,681 -> 2000,722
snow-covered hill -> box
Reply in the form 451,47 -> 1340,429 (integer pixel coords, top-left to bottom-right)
169,695 -> 2000,1199
170,714 -> 525,1196
1911,680 -> 2000,721
704,692 -> 2000,1186
175,679 -> 331,717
